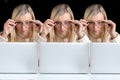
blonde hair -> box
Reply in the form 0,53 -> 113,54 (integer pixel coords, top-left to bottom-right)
9,4 -> 36,42
47,3 -> 75,42
84,4 -> 109,42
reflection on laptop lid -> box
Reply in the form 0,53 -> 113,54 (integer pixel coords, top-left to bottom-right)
39,42 -> 89,74
90,43 -> 120,73
0,42 -> 38,74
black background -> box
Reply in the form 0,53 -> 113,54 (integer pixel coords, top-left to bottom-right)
0,0 -> 120,33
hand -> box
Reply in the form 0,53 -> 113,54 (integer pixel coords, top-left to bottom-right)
105,20 -> 117,39
40,19 -> 55,38
2,19 -> 16,38
72,19 -> 87,39
32,20 -> 43,33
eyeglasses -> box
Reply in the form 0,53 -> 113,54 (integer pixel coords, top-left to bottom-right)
54,21 -> 72,27
87,21 -> 105,26
15,21 -> 33,27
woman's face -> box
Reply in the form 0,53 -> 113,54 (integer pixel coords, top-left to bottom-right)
15,13 -> 33,38
54,13 -> 72,39
87,12 -> 105,39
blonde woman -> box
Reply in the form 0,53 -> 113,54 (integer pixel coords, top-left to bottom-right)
84,4 -> 120,42
40,3 -> 90,42
0,4 -> 44,42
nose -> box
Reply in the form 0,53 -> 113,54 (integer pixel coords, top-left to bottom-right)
21,24 -> 28,31
93,24 -> 98,32
61,25 -> 66,31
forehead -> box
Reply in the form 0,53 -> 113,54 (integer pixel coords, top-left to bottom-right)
15,13 -> 32,21
88,12 -> 104,21
56,13 -> 71,21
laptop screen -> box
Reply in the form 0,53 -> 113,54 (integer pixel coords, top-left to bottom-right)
90,43 -> 120,73
0,42 -> 38,73
39,42 -> 89,74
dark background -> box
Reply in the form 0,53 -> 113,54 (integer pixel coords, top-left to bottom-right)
0,0 -> 120,33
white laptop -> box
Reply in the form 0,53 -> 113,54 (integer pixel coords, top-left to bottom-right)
39,42 -> 89,74
90,43 -> 120,73
0,42 -> 38,74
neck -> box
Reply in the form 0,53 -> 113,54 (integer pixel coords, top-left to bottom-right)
15,36 -> 30,42
88,35 -> 102,42
55,36 -> 68,42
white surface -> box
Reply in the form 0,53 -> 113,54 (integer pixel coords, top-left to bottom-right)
38,74 -> 90,80
90,43 -> 120,73
91,74 -> 120,80
0,74 -> 90,80
1,74 -> 120,80
0,42 -> 38,73
0,43 -> 120,80
0,74 -> 39,80
39,43 -> 89,73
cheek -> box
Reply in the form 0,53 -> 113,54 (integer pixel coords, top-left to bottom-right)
27,26 -> 32,30
15,26 -> 21,31
55,26 -> 60,31
100,26 -> 104,30
87,26 -> 93,31
65,27 -> 71,32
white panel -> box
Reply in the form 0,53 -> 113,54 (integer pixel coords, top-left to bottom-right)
39,43 -> 89,73
39,74 -> 90,80
0,42 -> 38,73
90,43 -> 120,73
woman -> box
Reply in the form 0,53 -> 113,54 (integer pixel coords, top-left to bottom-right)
40,3 -> 90,42
0,4 -> 44,42
84,4 -> 120,42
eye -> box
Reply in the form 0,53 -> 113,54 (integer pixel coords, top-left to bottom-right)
87,21 -> 94,24
97,21 -> 105,25
26,21 -> 33,24
64,21 -> 71,24
54,21 -> 62,26
55,21 -> 61,24
25,21 -> 31,25
16,21 -> 22,24
15,21 -> 23,26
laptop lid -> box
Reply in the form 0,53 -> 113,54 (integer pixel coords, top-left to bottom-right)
39,42 -> 89,74
90,43 -> 120,73
0,42 -> 38,74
